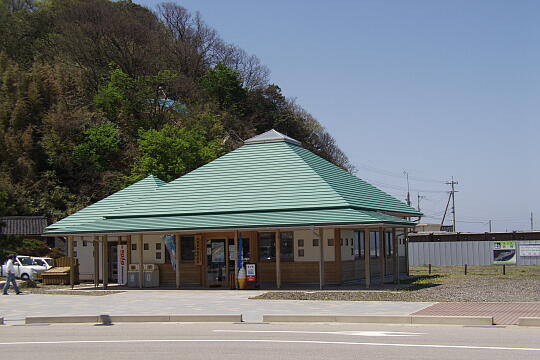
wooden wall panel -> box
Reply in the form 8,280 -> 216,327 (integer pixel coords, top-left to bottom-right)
341,260 -> 355,281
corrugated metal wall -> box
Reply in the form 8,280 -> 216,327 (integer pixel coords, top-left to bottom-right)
409,240 -> 540,266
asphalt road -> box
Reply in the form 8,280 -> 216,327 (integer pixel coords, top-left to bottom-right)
1,322 -> 540,360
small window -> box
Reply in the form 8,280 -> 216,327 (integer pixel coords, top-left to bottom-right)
156,243 -> 162,250
369,231 -> 380,258
312,238 -> 319,247
355,231 -> 365,259
82,240 -> 87,247
298,239 -> 304,247
143,243 -> 149,251
298,249 -> 304,257
156,252 -> 161,260
280,232 -> 294,260
131,244 -> 137,251
328,238 -> 334,246
181,236 -> 195,261
345,238 -> 348,246
73,241 -> 77,248
73,251 -> 78,257
351,248 -> 354,256
259,232 -> 276,261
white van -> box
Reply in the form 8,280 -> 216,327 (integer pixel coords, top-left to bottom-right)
1,255 -> 47,281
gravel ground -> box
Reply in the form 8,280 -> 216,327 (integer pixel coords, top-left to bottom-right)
251,266 -> 540,302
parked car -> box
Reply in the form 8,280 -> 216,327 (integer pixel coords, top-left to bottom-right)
1,255 -> 48,281
32,257 -> 54,270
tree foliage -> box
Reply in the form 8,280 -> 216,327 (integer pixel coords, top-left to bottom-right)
0,0 -> 353,225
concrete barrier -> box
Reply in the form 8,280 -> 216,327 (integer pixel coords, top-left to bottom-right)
263,314 -> 494,326
263,315 -> 337,323
26,316 -> 99,324
518,317 -> 540,327
25,314 -> 243,324
169,314 -> 242,322
411,316 -> 493,326
335,315 -> 411,324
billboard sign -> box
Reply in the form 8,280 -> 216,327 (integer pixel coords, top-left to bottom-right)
493,241 -> 517,264
519,244 -> 540,257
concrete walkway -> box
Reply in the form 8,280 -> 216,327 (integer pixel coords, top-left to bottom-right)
0,290 -> 433,323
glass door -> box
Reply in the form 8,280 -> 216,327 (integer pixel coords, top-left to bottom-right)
207,239 -> 226,287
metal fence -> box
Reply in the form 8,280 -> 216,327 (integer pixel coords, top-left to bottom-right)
408,240 -> 540,266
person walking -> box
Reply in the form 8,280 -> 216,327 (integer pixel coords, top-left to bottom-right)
2,255 -> 22,295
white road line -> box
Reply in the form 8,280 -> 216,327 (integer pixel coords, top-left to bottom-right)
213,330 -> 424,337
0,339 -> 538,352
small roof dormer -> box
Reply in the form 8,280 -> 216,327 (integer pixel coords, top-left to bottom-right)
244,129 -> 302,146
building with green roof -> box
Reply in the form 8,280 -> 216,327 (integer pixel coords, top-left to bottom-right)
46,130 -> 421,289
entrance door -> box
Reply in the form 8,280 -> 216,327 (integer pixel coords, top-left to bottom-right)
207,239 -> 226,287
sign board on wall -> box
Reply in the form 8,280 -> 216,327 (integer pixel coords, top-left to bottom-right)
519,244 -> 540,257
117,245 -> 127,285
493,241 -> 517,264
246,263 -> 256,282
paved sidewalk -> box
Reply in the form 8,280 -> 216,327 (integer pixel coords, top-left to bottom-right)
0,290 -> 432,323
412,302 -> 540,325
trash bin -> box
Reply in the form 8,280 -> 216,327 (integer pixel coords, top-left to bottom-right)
143,264 -> 159,288
127,264 -> 140,288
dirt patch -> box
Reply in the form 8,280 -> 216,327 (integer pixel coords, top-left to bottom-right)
251,265 -> 540,302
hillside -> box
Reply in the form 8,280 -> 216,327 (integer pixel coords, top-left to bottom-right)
0,0 -> 352,223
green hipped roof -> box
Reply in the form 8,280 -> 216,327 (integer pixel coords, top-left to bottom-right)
46,130 -> 421,235
44,208 -> 411,235
46,175 -> 166,231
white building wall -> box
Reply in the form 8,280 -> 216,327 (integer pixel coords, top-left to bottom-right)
130,234 -> 166,265
341,229 -> 355,261
293,229 -> 335,261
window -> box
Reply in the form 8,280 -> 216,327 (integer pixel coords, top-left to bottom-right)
298,249 -> 304,257
385,232 -> 393,257
328,238 -> 334,246
259,232 -> 275,261
82,241 -> 87,247
312,238 -> 319,247
369,231 -> 380,258
181,236 -> 195,261
298,239 -> 304,247
143,243 -> 149,251
131,244 -> 137,251
280,232 -> 294,260
156,252 -> 161,260
354,231 -> 365,259
156,243 -> 161,250
73,241 -> 77,248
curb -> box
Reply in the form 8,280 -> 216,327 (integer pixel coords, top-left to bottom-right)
25,314 -> 242,324
262,314 -> 493,326
517,317 -> 540,327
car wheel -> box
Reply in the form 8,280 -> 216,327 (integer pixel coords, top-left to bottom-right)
21,273 -> 30,281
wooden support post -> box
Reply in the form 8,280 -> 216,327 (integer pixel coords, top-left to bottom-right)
93,237 -> 99,288
68,236 -> 75,288
404,227 -> 410,277
175,234 -> 181,289
334,228 -> 342,285
379,227 -> 386,284
392,228 -> 399,284
138,234 -> 143,289
225,235 -> 230,289
364,228 -> 371,288
276,230 -> 281,289
127,235 -> 132,266
318,228 -> 325,290
234,231 -> 238,289
102,235 -> 108,289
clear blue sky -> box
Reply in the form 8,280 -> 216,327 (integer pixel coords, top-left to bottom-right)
137,0 -> 539,233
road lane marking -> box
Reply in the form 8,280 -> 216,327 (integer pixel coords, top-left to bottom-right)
213,330 -> 424,337
0,339 -> 538,352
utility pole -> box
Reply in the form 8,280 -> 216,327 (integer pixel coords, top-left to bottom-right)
488,220 -> 492,232
404,171 -> 411,206
445,177 -> 458,232
531,212 -> 534,231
